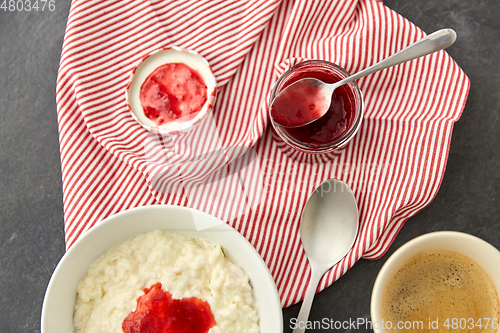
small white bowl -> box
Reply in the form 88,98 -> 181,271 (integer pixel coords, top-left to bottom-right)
371,231 -> 500,333
126,47 -> 217,135
41,205 -> 283,333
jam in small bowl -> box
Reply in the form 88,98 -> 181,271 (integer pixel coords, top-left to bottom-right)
126,47 -> 217,135
269,60 -> 363,157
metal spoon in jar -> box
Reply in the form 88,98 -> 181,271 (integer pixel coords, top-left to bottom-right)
293,179 -> 359,333
270,28 -> 457,128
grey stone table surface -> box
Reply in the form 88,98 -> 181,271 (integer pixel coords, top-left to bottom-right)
0,0 -> 498,332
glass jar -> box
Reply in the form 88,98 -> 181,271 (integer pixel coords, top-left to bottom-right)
269,60 -> 363,161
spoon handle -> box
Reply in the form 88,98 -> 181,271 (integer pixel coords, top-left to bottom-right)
332,28 -> 457,89
292,268 -> 325,333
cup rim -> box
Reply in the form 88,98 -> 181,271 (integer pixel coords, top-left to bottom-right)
269,60 -> 364,153
125,46 -> 217,136
370,231 -> 500,333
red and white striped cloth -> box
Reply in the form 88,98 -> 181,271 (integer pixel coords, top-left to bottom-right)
56,0 -> 469,307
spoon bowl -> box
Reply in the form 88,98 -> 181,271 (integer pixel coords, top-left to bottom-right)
293,179 -> 359,333
271,28 -> 457,128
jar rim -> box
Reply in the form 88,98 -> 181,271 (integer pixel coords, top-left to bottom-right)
269,60 -> 364,153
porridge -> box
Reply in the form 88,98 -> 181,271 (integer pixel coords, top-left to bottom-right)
73,230 -> 260,333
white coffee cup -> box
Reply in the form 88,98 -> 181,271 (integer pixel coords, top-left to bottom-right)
371,231 -> 500,333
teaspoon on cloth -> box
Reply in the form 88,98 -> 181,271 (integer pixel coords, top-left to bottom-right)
293,179 -> 359,333
270,28 -> 457,128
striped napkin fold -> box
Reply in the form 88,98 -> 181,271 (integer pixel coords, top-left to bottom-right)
56,0 -> 469,307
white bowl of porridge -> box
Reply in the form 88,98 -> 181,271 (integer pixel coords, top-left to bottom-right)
41,205 -> 283,333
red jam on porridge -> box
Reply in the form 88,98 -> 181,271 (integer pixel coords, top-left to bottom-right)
122,282 -> 216,333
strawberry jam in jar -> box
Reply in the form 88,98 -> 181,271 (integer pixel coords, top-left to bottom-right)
269,60 -> 363,159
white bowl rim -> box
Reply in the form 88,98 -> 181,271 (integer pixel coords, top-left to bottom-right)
41,205 -> 283,333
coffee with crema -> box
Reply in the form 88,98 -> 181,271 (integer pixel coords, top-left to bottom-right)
381,250 -> 499,333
